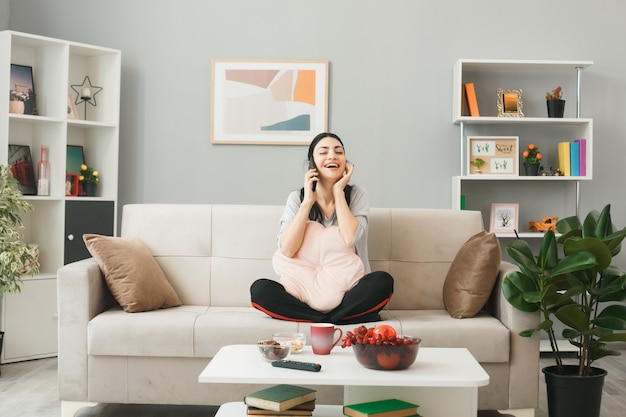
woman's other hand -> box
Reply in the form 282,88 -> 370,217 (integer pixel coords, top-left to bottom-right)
333,162 -> 354,196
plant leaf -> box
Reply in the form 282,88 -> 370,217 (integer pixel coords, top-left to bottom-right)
563,238 -> 610,271
593,305 -> 626,330
505,239 -> 541,277
555,304 -> 589,332
502,271 -> 539,312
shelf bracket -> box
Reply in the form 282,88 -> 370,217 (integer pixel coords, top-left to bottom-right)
576,66 -> 583,118
575,180 -> 580,218
459,121 -> 465,176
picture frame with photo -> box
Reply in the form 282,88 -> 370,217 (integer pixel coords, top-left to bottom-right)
490,203 -> 519,234
211,59 -> 329,145
65,173 -> 79,196
67,93 -> 78,119
496,88 -> 523,118
66,145 -> 85,174
467,136 -> 519,175
7,144 -> 37,195
9,64 -> 37,115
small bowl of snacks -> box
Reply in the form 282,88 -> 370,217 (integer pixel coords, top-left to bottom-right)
272,332 -> 307,354
342,324 -> 421,370
257,340 -> 291,362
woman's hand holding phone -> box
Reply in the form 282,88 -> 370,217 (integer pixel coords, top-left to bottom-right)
308,161 -> 318,192
303,162 -> 318,204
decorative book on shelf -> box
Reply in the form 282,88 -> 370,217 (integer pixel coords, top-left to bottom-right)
244,384 -> 316,412
343,398 -> 420,417
575,138 -> 587,176
570,140 -> 580,176
557,139 -> 587,177
247,401 -> 315,416
558,141 -> 571,176
463,83 -> 480,116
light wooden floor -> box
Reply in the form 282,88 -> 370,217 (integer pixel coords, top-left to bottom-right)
1,348 -> 624,417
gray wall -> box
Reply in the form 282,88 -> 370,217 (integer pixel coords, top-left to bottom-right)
0,0 -> 8,29
7,0 -> 626,264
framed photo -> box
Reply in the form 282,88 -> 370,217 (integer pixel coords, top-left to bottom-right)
7,144 -> 36,195
66,145 -> 85,174
468,136 -> 518,175
67,93 -> 78,119
497,88 -> 523,117
9,64 -> 37,115
490,203 -> 519,234
65,173 -> 79,196
210,59 -> 329,145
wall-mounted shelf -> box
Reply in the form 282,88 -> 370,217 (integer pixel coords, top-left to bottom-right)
451,59 -> 593,235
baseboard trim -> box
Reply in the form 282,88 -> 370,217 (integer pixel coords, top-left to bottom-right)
61,401 -> 98,417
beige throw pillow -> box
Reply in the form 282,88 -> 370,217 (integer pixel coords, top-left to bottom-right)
443,231 -> 501,319
83,234 -> 181,313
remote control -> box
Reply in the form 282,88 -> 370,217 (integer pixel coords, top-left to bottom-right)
271,360 -> 321,372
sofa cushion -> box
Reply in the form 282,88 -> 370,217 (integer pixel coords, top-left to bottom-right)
442,231 -> 500,318
272,222 -> 364,313
388,310 -> 510,362
83,234 -> 182,313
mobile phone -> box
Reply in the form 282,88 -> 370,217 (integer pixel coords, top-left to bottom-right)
308,160 -> 317,191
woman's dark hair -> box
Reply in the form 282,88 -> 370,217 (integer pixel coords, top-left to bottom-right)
307,132 -> 343,164
301,132 -> 352,222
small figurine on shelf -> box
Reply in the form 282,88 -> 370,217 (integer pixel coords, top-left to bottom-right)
79,164 -> 99,197
528,216 -> 559,233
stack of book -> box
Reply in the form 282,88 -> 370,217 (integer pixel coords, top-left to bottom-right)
557,138 -> 586,176
343,398 -> 421,417
244,384 -> 316,417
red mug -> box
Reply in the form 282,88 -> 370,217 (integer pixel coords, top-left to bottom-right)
310,323 -> 343,355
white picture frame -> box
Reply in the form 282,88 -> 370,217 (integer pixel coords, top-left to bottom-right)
490,203 -> 519,234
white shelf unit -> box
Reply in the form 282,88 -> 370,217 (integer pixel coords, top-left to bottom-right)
0,31 -> 120,363
451,59 -> 593,237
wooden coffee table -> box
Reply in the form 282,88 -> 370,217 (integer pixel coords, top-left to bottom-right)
199,344 -> 489,417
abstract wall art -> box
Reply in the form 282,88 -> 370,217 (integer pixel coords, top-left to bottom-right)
211,59 -> 328,145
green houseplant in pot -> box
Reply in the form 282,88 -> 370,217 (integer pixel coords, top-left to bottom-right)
0,164 -> 40,373
502,204 -> 626,417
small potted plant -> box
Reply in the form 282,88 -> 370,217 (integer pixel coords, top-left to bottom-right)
522,144 -> 542,176
546,86 -> 565,118
471,157 -> 486,174
79,163 -> 99,196
9,90 -> 28,114
502,204 -> 626,417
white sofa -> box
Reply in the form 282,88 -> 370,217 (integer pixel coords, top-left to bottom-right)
57,204 -> 539,416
